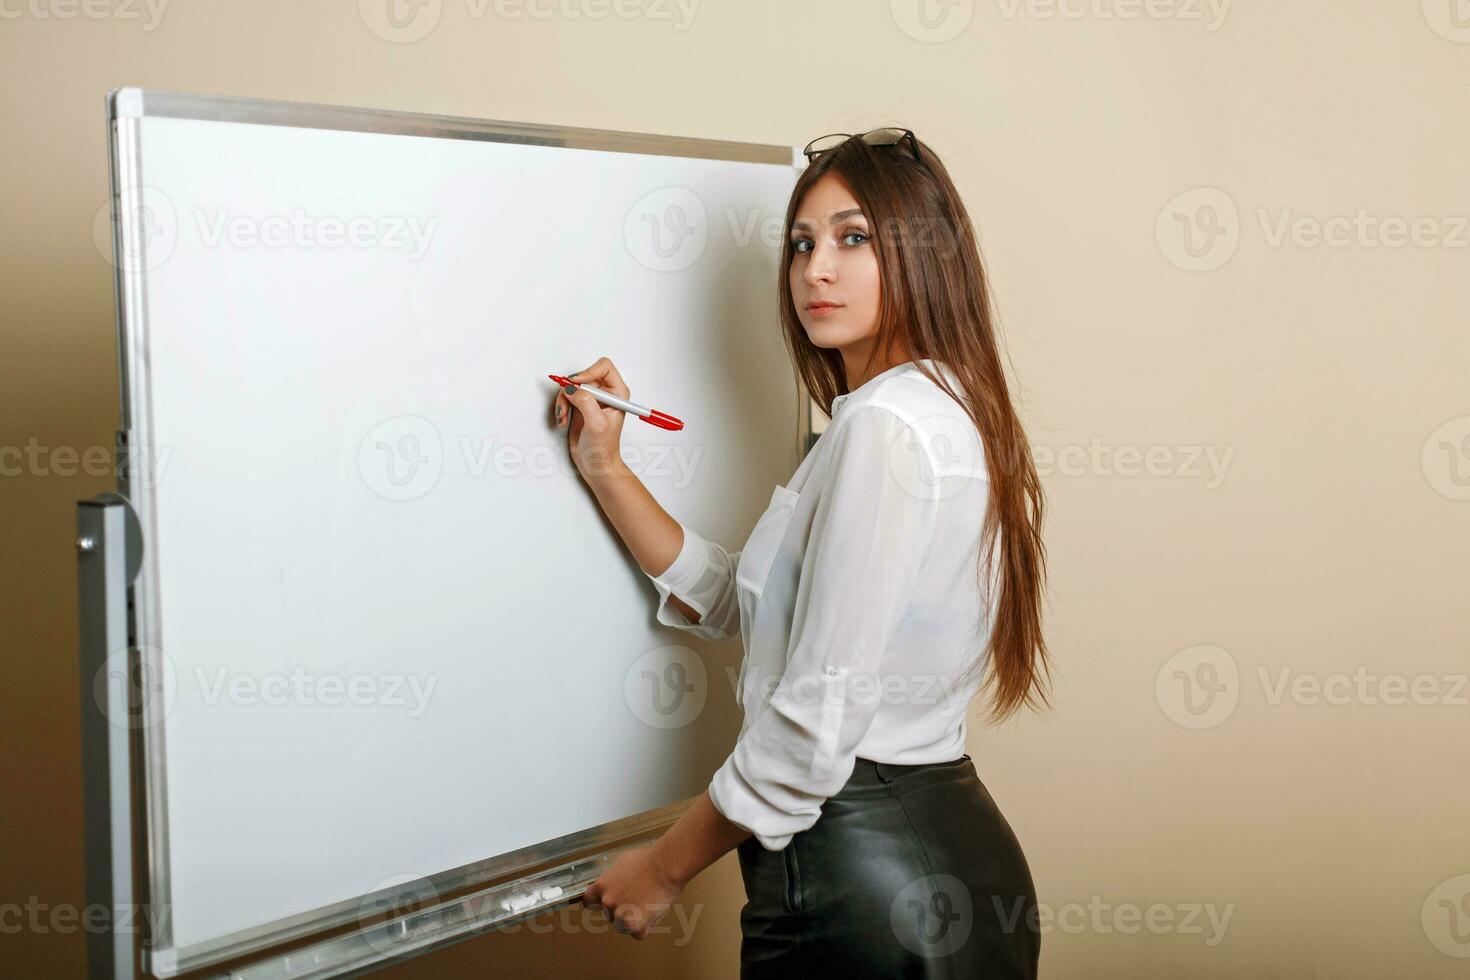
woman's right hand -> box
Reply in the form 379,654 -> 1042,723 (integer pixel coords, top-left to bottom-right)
555,355 -> 630,483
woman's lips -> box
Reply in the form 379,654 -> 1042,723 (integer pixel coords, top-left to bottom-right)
806,303 -> 843,317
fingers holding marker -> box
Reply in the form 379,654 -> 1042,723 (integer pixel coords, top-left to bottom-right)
571,357 -> 629,400
563,384 -> 609,432
552,370 -> 585,426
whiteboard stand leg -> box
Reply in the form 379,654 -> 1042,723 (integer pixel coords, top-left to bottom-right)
78,496 -> 141,980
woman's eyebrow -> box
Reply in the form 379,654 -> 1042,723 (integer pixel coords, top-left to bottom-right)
791,208 -> 866,232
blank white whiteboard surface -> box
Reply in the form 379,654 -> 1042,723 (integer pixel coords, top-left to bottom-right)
108,89 -> 801,973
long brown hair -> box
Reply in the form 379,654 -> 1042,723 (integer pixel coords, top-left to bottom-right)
777,133 -> 1053,724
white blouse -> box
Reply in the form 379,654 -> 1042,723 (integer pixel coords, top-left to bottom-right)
644,358 -> 997,850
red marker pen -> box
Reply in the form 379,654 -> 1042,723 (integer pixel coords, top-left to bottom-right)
549,375 -> 684,431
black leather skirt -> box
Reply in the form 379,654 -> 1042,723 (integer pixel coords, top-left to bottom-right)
736,755 -> 1040,979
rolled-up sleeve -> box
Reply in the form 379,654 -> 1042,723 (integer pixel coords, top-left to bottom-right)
644,521 -> 742,642
708,404 -> 940,850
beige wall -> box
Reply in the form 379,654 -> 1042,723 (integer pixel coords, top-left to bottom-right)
3,1 -> 1468,976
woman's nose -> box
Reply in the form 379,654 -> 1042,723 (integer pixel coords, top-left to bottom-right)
804,248 -> 835,284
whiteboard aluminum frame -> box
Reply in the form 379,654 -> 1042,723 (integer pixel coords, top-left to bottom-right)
103,86 -> 807,977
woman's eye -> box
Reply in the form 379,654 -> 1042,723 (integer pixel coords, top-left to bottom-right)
790,232 -> 867,253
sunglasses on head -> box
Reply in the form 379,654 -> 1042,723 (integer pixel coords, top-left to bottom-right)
802,128 -> 923,164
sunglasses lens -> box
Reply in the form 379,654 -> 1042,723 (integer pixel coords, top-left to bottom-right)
805,134 -> 849,155
861,128 -> 908,146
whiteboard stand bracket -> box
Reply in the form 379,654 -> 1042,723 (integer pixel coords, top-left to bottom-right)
78,493 -> 145,980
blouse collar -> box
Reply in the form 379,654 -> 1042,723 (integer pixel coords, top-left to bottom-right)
829,357 -> 944,418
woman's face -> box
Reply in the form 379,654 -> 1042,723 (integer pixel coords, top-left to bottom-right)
788,172 -> 884,372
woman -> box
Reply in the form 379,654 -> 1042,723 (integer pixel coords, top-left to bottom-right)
559,128 -> 1051,978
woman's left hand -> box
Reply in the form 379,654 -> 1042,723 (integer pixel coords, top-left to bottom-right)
581,845 -> 685,940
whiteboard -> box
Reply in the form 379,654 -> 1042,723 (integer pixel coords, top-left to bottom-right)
105,88 -> 802,974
